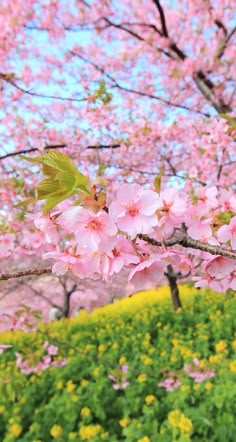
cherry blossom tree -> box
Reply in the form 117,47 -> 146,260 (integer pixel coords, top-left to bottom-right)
0,0 -> 235,316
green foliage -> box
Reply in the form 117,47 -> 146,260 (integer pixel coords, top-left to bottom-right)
0,287 -> 236,441
18,151 -> 90,214
220,113 -> 236,130
91,80 -> 112,105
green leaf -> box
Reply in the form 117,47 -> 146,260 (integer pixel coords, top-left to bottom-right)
19,151 -> 91,213
14,197 -> 37,208
154,167 -> 165,193
220,113 -> 236,130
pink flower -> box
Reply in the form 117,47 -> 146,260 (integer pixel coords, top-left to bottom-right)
43,341 -> 59,356
128,257 -> 166,290
156,189 -> 186,227
0,234 -> 15,257
108,372 -> 129,390
222,271 -> 236,291
205,256 -> 235,278
219,190 -> 236,213
217,216 -> 236,250
184,359 -> 215,383
187,217 -> 212,241
100,236 -> 140,278
158,377 -> 180,392
109,183 -> 159,237
58,207 -> 117,252
193,275 -> 225,292
197,186 -> 218,211
43,246 -> 99,278
33,215 -> 59,244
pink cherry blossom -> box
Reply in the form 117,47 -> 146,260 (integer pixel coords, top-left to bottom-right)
128,257 -> 166,290
109,183 -> 159,237
193,275 -> 225,293
158,377 -> 181,392
0,234 -> 15,258
43,246 -> 99,278
156,189 -> 186,228
205,256 -> 235,278
32,215 -> 59,244
217,216 -> 236,250
184,359 -> 215,383
100,236 -> 140,278
108,365 -> 129,390
187,217 -> 212,241
58,207 -> 117,252
197,186 -> 218,210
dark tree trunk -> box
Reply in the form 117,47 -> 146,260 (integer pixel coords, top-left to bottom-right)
165,264 -> 182,310
62,283 -> 77,317
62,292 -> 71,318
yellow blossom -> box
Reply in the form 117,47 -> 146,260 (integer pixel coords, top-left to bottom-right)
179,415 -> 193,433
141,355 -> 153,365
79,424 -> 102,440
168,410 -> 182,427
229,360 -> 236,374
80,379 -> 89,387
98,344 -> 105,353
209,354 -> 223,364
119,417 -> 130,427
138,373 -> 147,383
215,341 -> 227,353
145,395 -> 156,405
69,432 -> 77,440
205,382 -> 213,391
137,437 -> 150,442
9,423 -> 22,438
66,380 -> 76,393
168,410 -> 192,434
232,340 -> 236,350
93,367 -> 101,377
81,407 -> 91,417
56,381 -> 63,389
50,424 -> 63,438
181,385 -> 190,392
0,405 -> 5,414
119,356 -> 127,365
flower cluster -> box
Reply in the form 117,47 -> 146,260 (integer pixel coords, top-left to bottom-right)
31,182 -> 236,292
108,364 -> 129,390
15,342 -> 67,375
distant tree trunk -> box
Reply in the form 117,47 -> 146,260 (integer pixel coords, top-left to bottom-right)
61,283 -> 77,318
165,264 -> 182,310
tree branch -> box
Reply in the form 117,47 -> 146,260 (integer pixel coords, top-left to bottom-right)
0,267 -> 52,281
152,0 -> 168,37
138,233 -> 236,260
0,143 -> 121,161
151,0 -> 232,113
0,144 -> 67,160
1,233 -> 235,282
2,78 -> 87,103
